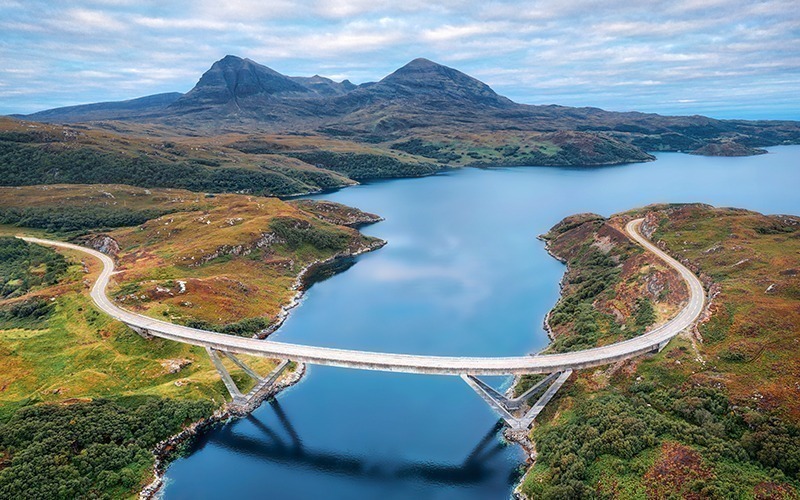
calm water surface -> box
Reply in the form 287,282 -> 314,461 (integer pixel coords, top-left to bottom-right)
163,147 -> 800,499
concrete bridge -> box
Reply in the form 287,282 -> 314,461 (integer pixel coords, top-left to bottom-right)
21,218 -> 706,431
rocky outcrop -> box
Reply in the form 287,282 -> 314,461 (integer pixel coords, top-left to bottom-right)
78,234 -> 120,256
190,232 -> 286,266
140,363 -> 307,499
292,200 -> 383,227
640,211 -> 660,239
159,358 -> 192,374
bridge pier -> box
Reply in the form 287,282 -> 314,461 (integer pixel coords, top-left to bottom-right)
205,347 -> 290,407
128,325 -> 153,339
462,370 -> 572,431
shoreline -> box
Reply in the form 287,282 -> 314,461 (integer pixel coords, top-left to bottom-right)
258,238 -> 386,338
505,233 -> 568,497
140,363 -> 307,499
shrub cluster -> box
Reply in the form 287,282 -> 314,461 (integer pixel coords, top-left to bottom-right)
0,206 -> 172,233
525,384 -> 800,498
269,217 -> 351,251
288,150 -> 440,180
548,246 -> 622,351
185,316 -> 271,338
0,237 -> 67,299
0,398 -> 214,498
0,298 -> 54,329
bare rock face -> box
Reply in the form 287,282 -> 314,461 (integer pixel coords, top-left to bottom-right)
80,234 -> 120,256
640,212 -> 660,239
172,55 -> 312,110
362,57 -> 515,108
191,231 -> 286,267
645,270 -> 673,299
160,358 -> 192,374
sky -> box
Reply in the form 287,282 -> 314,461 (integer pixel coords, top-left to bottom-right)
1,0 -> 799,119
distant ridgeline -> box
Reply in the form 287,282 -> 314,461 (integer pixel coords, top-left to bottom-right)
1,56 -> 798,197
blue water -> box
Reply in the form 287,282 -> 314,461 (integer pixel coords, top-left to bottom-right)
162,147 -> 800,499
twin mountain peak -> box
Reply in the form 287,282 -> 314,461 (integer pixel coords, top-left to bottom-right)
174,55 -> 512,110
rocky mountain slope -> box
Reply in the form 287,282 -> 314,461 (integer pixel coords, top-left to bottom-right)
22,92 -> 183,123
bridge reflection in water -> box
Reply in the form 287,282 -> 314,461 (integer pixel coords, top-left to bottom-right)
196,399 -> 521,486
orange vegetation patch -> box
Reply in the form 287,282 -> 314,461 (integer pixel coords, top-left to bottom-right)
753,482 -> 799,499
0,348 -> 30,394
644,442 -> 713,499
649,205 -> 800,421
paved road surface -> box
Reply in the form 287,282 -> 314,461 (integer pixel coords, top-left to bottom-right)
21,218 -> 705,375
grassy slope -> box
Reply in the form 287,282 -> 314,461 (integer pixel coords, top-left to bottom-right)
0,118 -> 439,194
0,185 -> 383,497
539,212 -> 686,354
518,205 -> 800,499
0,184 -> 383,330
0,117 -> 658,199
0,245 -> 251,412
389,130 -> 654,167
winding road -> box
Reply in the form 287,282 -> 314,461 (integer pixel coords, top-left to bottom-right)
20,218 -> 705,376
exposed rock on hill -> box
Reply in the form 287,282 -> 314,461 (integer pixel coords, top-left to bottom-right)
170,55 -> 313,114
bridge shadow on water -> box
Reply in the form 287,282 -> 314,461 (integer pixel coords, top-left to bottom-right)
201,400 -> 520,486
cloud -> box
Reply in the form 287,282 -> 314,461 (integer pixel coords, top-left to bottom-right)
0,0 -> 797,118
64,8 -> 126,31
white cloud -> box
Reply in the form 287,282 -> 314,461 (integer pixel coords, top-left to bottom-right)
0,0 -> 797,117
63,8 -> 127,32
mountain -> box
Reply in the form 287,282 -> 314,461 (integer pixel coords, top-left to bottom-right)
345,57 -> 513,107
170,55 -> 312,114
13,56 -> 800,154
289,75 -> 356,96
20,92 -> 183,123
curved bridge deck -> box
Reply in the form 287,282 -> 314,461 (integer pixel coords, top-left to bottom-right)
21,218 -> 705,376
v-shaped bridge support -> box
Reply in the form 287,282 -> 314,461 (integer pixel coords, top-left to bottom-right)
461,370 -> 572,431
206,347 -> 290,407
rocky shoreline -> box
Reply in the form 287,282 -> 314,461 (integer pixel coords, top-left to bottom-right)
140,363 -> 307,499
504,234 -> 569,498
258,238 -> 386,338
